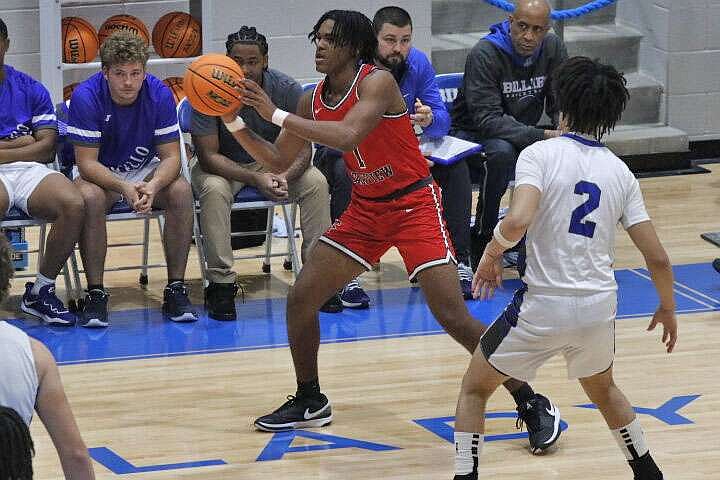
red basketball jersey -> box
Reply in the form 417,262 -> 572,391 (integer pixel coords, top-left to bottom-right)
311,64 -> 430,199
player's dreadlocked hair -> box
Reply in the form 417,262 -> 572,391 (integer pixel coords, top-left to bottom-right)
552,56 -> 629,141
0,406 -> 34,479
0,17 -> 8,40
309,10 -> 377,65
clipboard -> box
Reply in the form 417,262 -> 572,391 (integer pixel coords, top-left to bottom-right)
419,135 -> 484,165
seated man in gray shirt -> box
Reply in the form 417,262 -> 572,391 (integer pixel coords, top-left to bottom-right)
191,26 -> 331,321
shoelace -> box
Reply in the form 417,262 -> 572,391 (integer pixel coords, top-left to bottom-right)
344,278 -> 362,292
516,400 -> 542,432
457,263 -> 474,282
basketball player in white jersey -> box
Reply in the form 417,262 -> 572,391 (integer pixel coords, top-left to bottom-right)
0,236 -> 95,478
451,56 -> 677,480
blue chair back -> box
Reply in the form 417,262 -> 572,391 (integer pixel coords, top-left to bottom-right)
435,73 -> 463,114
302,82 -> 316,93
177,97 -> 192,133
54,101 -> 75,177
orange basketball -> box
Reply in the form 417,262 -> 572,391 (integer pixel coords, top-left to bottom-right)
62,17 -> 98,63
152,12 -> 201,58
98,14 -> 150,46
63,82 -> 80,102
183,54 -> 244,116
162,76 -> 185,105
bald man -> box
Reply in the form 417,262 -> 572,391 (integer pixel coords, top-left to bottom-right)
450,0 -> 567,269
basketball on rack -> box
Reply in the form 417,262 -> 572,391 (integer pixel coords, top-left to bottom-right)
63,82 -> 79,102
183,54 -> 244,116
62,17 -> 99,63
152,12 -> 201,58
162,77 -> 185,104
98,14 -> 150,46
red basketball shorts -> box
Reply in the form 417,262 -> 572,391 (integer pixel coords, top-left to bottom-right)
319,182 -> 456,280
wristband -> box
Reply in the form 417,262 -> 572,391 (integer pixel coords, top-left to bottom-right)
493,222 -> 519,249
223,116 -> 246,133
271,108 -> 290,127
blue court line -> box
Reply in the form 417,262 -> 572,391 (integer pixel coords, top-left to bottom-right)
6,262 -> 718,366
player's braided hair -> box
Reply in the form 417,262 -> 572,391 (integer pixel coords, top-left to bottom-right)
552,56 -> 629,141
0,17 -> 8,40
309,10 -> 377,65
226,26 -> 268,56
0,406 -> 34,479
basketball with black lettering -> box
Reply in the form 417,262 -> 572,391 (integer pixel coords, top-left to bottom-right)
62,17 -> 99,63
98,14 -> 150,46
152,12 -> 201,58
162,77 -> 185,104
183,54 -> 244,116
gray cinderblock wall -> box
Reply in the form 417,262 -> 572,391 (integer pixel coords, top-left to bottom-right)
618,0 -> 720,141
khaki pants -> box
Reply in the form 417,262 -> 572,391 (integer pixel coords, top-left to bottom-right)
191,159 -> 330,284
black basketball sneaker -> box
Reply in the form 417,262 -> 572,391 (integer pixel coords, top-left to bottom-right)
516,393 -> 562,454
254,393 -> 332,432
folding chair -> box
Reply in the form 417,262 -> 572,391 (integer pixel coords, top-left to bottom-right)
55,102 -> 167,310
176,98 -> 301,286
1,207 -> 74,298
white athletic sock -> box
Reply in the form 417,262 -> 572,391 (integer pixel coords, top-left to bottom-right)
611,417 -> 649,461
31,273 -> 55,295
454,431 -> 482,476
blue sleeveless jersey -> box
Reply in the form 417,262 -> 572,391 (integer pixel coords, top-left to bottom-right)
0,65 -> 57,139
67,72 -> 179,172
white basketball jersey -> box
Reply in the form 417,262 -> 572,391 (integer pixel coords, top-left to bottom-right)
0,321 -> 39,425
515,134 -> 649,294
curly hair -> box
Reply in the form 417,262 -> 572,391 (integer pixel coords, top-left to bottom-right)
226,25 -> 268,56
0,406 -> 34,479
0,235 -> 15,304
100,31 -> 149,69
0,17 -> 7,40
552,56 -> 629,141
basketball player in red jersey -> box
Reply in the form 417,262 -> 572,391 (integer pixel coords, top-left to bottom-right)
218,10 -> 561,451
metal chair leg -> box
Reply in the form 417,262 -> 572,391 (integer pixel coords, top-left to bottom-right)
262,206 -> 274,273
281,204 -> 301,276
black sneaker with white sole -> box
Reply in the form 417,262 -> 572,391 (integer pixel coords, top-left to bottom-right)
516,393 -> 561,454
254,393 -> 332,432
163,282 -> 199,322
79,289 -> 109,328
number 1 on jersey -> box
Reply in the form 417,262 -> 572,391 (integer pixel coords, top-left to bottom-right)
569,181 -> 601,238
352,147 -> 367,169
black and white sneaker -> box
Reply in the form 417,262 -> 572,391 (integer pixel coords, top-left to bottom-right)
254,393 -> 333,432
79,289 -> 109,328
516,393 -> 561,454
163,282 -> 198,322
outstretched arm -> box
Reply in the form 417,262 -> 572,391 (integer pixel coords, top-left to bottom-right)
240,69 -> 401,151
32,339 -> 96,479
472,184 -> 541,299
626,221 -> 677,353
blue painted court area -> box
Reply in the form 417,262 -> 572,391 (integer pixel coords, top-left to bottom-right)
8,262 -> 718,365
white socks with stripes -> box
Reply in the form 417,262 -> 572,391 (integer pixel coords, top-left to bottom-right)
454,432 -> 482,477
611,417 -> 649,461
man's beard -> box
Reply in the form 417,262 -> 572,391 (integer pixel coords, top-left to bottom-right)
379,55 -> 407,84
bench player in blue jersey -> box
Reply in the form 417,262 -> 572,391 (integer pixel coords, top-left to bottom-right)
68,32 -> 196,327
0,17 -> 84,326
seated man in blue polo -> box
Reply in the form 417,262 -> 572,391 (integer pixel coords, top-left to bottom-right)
0,17 -> 83,326
68,31 -> 197,327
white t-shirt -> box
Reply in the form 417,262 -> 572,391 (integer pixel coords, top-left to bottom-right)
515,133 -> 650,294
0,321 -> 39,425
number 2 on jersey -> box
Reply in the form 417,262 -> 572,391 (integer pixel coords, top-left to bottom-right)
569,181 -> 601,238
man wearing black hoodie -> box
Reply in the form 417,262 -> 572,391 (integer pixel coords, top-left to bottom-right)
451,0 -> 567,268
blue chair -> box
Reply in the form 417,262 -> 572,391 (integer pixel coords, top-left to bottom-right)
435,72 -> 463,115
177,98 -> 300,284
56,101 -> 167,304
